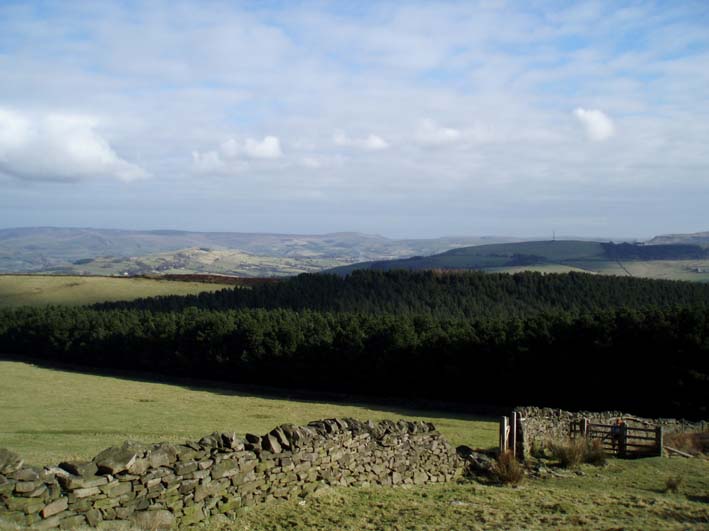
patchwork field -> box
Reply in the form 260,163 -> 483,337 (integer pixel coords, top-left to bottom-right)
330,240 -> 709,282
51,248 -> 348,277
0,275 -> 229,308
1,361 -> 707,530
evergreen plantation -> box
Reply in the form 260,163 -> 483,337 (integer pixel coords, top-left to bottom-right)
1,271 -> 707,419
95,270 -> 709,317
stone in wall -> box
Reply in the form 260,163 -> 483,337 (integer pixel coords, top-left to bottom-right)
0,418 -> 463,529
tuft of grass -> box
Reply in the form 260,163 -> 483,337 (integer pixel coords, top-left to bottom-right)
552,438 -> 588,469
664,476 -> 683,493
492,451 -> 524,485
551,438 -> 607,468
585,439 -> 607,466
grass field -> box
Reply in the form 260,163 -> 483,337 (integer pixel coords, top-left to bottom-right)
0,275 -> 228,307
0,361 -> 496,466
1,361 -> 707,530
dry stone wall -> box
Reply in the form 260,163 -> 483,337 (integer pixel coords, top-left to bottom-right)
514,406 -> 707,457
0,418 -> 461,529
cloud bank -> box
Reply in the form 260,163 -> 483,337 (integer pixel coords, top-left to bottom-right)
1,1 -> 708,237
0,108 -> 148,182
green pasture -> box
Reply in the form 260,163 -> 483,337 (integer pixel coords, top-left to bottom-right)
0,361 -> 707,530
0,275 -> 227,308
0,361 -> 496,467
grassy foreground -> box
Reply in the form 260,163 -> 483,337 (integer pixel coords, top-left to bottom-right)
0,275 -> 227,307
1,361 -> 707,530
0,361 -> 496,466
220,457 -> 709,531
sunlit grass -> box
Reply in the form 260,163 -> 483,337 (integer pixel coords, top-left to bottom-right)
0,361 -> 496,466
1,361 -> 706,531
0,275 -> 225,307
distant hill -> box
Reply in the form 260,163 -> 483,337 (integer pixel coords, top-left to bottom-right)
0,227 -> 520,275
646,231 -> 709,246
4,227 -> 709,280
328,240 -> 603,274
55,248 -> 343,277
328,240 -> 709,282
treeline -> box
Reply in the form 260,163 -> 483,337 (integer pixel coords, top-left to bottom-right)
94,270 -> 709,318
1,303 -> 707,419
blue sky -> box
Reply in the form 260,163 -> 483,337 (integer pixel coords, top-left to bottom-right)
1,0 -> 708,238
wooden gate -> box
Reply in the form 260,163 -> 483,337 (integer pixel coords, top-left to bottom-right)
571,418 -> 664,457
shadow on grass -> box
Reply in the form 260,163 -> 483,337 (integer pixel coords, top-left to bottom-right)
686,494 -> 709,504
0,353 -> 503,424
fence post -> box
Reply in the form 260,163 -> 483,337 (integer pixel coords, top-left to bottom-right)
511,411 -> 517,457
582,418 -> 589,439
499,416 -> 509,454
619,423 -> 628,458
656,426 -> 664,457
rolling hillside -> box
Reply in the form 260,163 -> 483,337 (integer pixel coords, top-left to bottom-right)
328,240 -> 709,281
53,247 -> 345,277
0,227 -> 519,274
646,230 -> 709,246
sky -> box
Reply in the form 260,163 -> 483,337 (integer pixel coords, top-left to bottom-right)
1,0 -> 708,239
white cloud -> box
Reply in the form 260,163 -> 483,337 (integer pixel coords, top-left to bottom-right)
243,136 -> 283,159
574,108 -> 616,141
0,108 -> 148,182
219,136 -> 282,160
192,135 -> 283,174
415,119 -> 462,145
333,130 -> 389,151
192,150 -> 229,173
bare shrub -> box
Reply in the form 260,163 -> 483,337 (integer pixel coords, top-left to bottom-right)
665,432 -> 705,455
492,451 -> 524,485
552,439 -> 587,469
664,476 -> 683,493
585,439 -> 607,466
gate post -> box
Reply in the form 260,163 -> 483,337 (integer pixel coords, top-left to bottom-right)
499,416 -> 509,454
511,411 -> 517,457
656,426 -> 664,457
619,423 -> 628,458
582,418 -> 589,439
